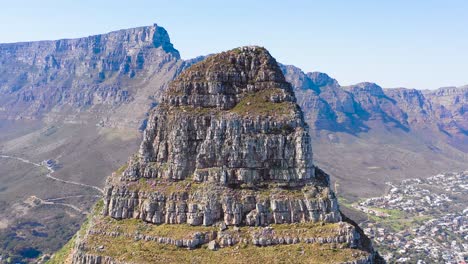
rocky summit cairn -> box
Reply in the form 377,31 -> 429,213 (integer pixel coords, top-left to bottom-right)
69,47 -> 379,264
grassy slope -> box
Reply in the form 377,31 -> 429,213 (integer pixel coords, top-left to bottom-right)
84,236 -> 368,264
53,199 -> 371,264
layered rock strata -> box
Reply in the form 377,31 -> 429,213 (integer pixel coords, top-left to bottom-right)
105,46 -> 341,226
69,46 -> 379,263
0,23 -> 184,127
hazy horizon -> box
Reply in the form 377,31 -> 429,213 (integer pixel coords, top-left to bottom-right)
1,0 -> 467,89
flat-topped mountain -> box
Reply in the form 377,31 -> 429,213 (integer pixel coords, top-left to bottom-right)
0,23 -> 184,128
64,47 -> 380,264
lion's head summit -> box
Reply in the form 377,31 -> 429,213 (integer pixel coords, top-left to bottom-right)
69,46 -> 380,264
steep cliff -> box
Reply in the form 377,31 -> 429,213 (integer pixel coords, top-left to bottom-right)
281,64 -> 467,139
0,23 -> 185,128
423,86 -> 468,150
65,47 -> 379,264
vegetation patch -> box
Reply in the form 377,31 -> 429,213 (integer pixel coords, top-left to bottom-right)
231,89 -> 295,118
90,214 -> 344,247
365,207 -> 412,232
115,164 -> 128,176
268,222 -> 342,238
91,217 -> 216,240
83,233 -> 368,264
126,177 -> 204,194
46,235 -> 75,264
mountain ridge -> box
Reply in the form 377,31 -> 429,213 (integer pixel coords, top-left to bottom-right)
280,63 -> 467,201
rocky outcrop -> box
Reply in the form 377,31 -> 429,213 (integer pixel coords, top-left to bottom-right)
104,181 -> 341,226
68,47 -> 379,263
104,46 -> 341,226
72,253 -> 122,264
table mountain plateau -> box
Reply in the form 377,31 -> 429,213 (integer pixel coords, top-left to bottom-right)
0,23 -> 183,126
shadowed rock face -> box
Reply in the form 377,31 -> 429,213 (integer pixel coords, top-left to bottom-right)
424,86 -> 468,138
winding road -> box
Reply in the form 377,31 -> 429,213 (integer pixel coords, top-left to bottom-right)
0,154 -> 104,193
0,154 -> 104,214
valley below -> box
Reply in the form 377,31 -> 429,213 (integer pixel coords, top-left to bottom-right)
0,120 -> 138,263
0,153 -> 101,262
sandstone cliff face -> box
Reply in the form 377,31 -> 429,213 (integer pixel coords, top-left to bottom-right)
0,24 -> 184,127
280,65 -> 367,134
384,88 -> 433,126
68,47 -> 378,264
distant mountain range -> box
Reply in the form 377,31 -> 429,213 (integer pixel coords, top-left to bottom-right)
0,24 -> 466,262
282,65 -> 467,149
281,65 -> 467,200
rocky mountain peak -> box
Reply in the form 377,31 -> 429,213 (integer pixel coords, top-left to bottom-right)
163,46 -> 295,110
278,65 -> 340,94
344,82 -> 385,97
43,45 -> 379,263
133,46 -> 314,186
149,23 -> 179,56
102,46 -> 346,227
307,71 -> 339,88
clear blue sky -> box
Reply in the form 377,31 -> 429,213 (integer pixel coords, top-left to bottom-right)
1,0 -> 467,89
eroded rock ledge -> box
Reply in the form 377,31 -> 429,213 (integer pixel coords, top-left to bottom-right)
104,169 -> 341,226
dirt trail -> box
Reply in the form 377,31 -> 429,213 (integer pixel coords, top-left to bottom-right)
27,195 -> 88,214
0,154 -> 104,193
45,195 -> 101,202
